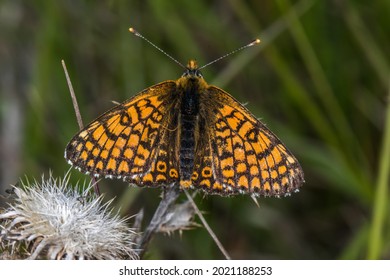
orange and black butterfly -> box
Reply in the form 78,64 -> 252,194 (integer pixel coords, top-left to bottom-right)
65,31 -> 304,197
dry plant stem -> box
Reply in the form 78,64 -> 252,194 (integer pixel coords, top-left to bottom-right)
61,60 -> 84,129
61,60 -> 101,196
138,185 -> 180,258
184,190 -> 231,260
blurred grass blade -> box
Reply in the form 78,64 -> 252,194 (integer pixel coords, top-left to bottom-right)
275,0 -> 359,158
367,79 -> 390,259
340,222 -> 369,259
214,0 -> 315,87
344,3 -> 390,88
266,47 -> 337,147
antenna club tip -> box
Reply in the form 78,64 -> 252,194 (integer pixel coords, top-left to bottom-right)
248,38 -> 261,47
129,27 -> 141,37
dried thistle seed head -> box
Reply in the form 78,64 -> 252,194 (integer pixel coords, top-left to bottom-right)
0,172 -> 139,260
158,201 -> 199,236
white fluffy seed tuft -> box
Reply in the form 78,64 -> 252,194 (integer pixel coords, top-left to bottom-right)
0,172 -> 138,260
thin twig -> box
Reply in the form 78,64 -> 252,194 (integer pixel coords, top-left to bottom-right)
137,185 -> 180,258
61,60 -> 84,130
61,60 -> 100,196
184,190 -> 231,260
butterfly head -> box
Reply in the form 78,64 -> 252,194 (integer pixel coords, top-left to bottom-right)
182,59 -> 203,79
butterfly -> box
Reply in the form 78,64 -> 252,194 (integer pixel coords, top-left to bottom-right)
65,53 -> 304,197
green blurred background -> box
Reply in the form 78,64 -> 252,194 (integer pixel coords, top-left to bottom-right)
1,0 -> 389,259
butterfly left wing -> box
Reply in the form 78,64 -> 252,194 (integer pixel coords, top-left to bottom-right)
191,86 -> 304,197
65,81 -> 181,187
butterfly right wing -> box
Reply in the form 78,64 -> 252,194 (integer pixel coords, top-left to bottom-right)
191,86 -> 304,196
65,81 -> 181,187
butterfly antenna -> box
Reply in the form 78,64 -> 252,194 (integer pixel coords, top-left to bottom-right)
198,38 -> 260,70
129,27 -> 186,69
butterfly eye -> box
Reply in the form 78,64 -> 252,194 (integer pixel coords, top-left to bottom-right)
196,71 -> 203,78
182,69 -> 203,78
